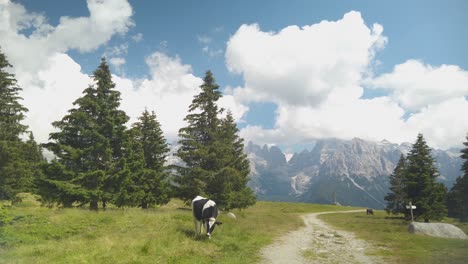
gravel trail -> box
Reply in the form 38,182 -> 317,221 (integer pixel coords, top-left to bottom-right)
260,210 -> 384,264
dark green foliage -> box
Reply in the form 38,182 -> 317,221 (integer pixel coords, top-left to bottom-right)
447,134 -> 468,221
0,48 -> 44,200
0,140 -> 41,199
208,111 -> 255,210
385,154 -> 407,215
0,48 -> 28,142
128,110 -> 171,208
41,58 -> 129,210
175,71 -> 255,210
176,71 -> 223,202
405,133 -> 447,221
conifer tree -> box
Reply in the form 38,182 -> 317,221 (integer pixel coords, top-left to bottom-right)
207,111 -> 255,210
130,110 -> 171,208
0,48 -> 28,142
176,71 -> 223,202
0,48 -> 43,200
176,71 -> 255,209
405,133 -> 447,221
447,134 -> 468,221
112,129 -> 145,207
42,58 -> 129,210
385,154 -> 407,215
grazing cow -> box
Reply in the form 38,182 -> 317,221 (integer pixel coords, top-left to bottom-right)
192,196 -> 222,238
366,208 -> 374,215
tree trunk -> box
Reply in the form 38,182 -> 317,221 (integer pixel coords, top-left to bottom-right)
90,200 -> 98,211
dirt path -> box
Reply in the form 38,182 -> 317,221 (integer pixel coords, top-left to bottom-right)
260,210 -> 384,264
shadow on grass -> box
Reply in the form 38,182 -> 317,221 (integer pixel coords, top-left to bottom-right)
178,227 -> 209,241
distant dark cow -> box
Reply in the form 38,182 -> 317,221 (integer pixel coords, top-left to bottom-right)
192,196 -> 223,238
366,208 -> 374,215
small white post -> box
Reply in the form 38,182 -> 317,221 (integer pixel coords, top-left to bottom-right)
406,201 -> 416,222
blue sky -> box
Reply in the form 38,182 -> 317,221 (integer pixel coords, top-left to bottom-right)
1,0 -> 468,151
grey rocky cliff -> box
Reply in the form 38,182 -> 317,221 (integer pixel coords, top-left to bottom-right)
246,138 -> 463,208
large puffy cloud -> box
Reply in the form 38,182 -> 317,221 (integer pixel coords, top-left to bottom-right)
118,52 -> 248,141
21,54 -> 92,144
226,11 -> 386,107
404,98 -> 468,148
19,50 -> 247,144
117,52 -> 203,140
369,60 -> 468,111
228,11 -> 468,149
0,0 -> 246,145
0,0 -> 133,143
0,0 -> 133,83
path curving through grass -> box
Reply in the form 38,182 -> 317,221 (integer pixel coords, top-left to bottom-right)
260,210 -> 384,264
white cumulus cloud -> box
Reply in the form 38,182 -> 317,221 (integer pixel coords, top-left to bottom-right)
118,52 -> 248,141
0,0 -> 133,79
228,11 -> 468,149
369,60 -> 468,111
226,11 -> 387,107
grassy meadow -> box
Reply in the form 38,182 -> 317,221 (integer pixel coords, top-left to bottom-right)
0,194 -> 357,264
320,210 -> 468,264
2,194 -> 468,263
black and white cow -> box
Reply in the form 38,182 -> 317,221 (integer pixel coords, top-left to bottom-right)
192,196 -> 222,238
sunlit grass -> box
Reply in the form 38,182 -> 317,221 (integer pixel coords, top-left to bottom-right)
319,210 -> 468,264
0,195 -> 358,263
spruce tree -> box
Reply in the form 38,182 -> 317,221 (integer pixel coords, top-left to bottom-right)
405,133 -> 447,221
176,71 -> 255,209
130,110 -> 171,208
175,71 -> 223,202
42,58 -> 129,210
207,111 -> 255,210
385,154 -> 407,215
0,48 -> 28,141
447,134 -> 468,221
0,48 -> 43,200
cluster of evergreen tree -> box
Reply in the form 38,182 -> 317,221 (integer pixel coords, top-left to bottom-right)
0,48 -> 44,200
385,133 -> 467,222
37,58 -> 171,210
0,48 -> 256,211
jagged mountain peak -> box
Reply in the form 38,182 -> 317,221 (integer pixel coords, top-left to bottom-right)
246,137 -> 462,208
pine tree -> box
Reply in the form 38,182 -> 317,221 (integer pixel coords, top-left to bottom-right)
175,71 -> 223,203
176,71 -> 255,209
207,111 -> 255,210
42,58 -> 129,210
447,176 -> 464,219
385,154 -> 407,215
405,133 -> 447,222
0,48 -> 28,142
112,129 -> 145,208
0,48 -> 43,200
447,134 -> 468,221
130,110 -> 171,208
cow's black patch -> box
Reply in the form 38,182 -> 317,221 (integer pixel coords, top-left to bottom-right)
192,198 -> 209,221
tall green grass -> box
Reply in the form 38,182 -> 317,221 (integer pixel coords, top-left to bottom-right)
0,195 -> 357,264
320,210 -> 468,264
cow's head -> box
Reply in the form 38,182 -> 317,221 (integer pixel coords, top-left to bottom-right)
205,218 -> 223,238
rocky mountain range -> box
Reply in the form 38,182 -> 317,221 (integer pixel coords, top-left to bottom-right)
246,138 -> 463,209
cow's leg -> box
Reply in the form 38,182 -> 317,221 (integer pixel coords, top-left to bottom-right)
194,219 -> 198,235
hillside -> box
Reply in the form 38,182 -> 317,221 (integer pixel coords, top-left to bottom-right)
246,138 -> 463,208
